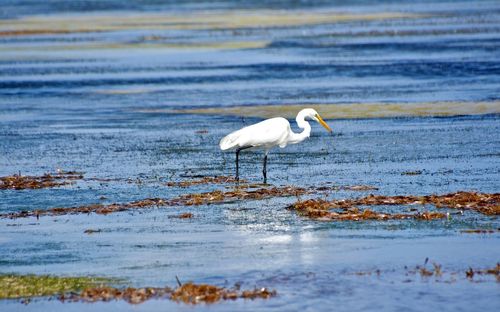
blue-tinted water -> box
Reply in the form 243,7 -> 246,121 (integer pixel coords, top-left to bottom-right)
0,1 -> 499,311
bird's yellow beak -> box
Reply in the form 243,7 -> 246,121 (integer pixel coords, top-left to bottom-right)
316,114 -> 332,132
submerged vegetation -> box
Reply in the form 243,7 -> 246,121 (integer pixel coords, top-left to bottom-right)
0,11 -> 417,36
167,101 -> 500,120
3,263 -> 498,304
1,274 -> 276,305
0,275 -> 110,299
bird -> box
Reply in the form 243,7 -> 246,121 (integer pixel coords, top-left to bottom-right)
219,108 -> 332,183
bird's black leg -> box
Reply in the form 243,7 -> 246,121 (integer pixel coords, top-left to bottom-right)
262,153 -> 268,184
236,148 -> 241,182
235,146 -> 251,182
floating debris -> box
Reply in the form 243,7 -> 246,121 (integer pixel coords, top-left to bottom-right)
3,188 -> 495,220
175,186 -> 307,206
170,282 -> 276,304
1,273 -> 276,305
166,176 -> 244,187
288,192 -> 500,221
84,229 -> 102,234
360,261 -> 500,283
62,286 -> 173,304
340,185 -> 379,191
0,198 -> 168,219
0,186 -> 307,219
466,268 -> 474,279
465,263 -> 500,281
169,213 -> 194,219
402,170 -> 423,175
167,176 -> 377,191
0,171 -> 83,190
288,199 -> 445,221
414,260 -> 442,278
64,282 -> 276,305
460,229 -> 500,234
422,192 -> 500,215
314,185 -> 379,192
350,270 -> 381,276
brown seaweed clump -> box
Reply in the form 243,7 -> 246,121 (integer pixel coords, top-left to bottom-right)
350,192 -> 500,215
175,186 -> 307,206
166,176 -> 245,187
466,263 -> 500,281
0,186 -> 307,219
288,192 -> 499,221
289,199 -> 446,221
351,261 -> 499,283
64,283 -> 276,305
61,286 -> 173,304
422,192 -> 500,215
169,213 -> 194,219
0,171 -> 83,190
171,283 -> 276,304
460,229 -> 499,234
0,198 -> 168,219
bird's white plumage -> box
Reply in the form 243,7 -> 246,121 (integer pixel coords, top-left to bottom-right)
219,108 -> 332,182
219,117 -> 291,151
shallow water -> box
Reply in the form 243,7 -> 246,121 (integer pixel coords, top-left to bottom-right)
0,0 -> 499,311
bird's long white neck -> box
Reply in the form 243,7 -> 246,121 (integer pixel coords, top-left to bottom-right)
288,110 -> 311,144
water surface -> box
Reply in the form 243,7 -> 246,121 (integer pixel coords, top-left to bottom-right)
0,0 -> 499,311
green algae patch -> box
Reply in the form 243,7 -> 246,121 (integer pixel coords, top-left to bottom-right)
166,101 -> 500,120
0,274 -> 112,299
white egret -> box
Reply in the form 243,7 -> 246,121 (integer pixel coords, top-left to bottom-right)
219,108 -> 332,183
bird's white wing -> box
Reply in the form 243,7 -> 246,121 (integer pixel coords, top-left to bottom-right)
219,117 -> 290,150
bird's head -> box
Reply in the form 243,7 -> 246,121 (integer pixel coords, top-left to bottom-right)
302,108 -> 332,133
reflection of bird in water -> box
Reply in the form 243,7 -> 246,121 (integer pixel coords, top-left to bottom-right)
219,108 -> 332,183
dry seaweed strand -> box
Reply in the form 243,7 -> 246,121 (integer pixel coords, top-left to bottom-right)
83,229 -> 101,234
63,282 -> 276,305
402,261 -> 498,282
61,286 -> 173,304
166,176 -> 245,187
350,262 -> 498,282
165,175 -> 376,190
289,199 -> 446,221
0,186 -> 307,219
0,171 -> 83,190
460,229 -> 500,234
169,213 -> 194,219
2,189 -> 497,220
466,263 -> 500,281
288,191 -> 500,221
